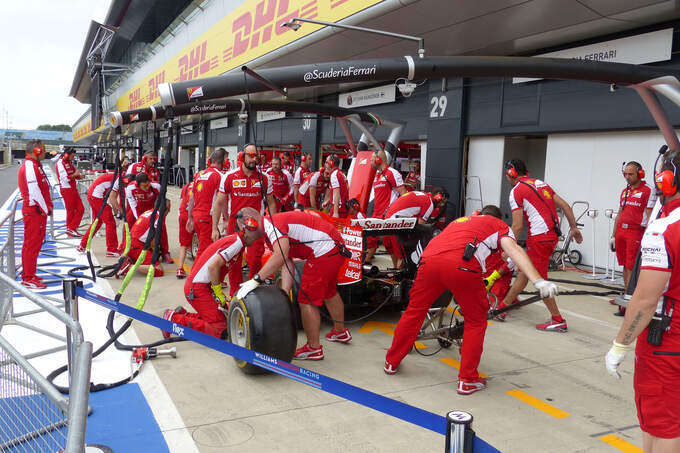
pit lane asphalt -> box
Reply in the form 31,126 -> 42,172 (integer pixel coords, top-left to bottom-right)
85,185 -> 641,453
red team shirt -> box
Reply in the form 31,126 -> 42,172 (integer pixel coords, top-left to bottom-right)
422,215 -> 515,273
179,182 -> 193,217
88,172 -> 116,200
18,157 -> 53,215
125,181 -> 161,219
127,161 -> 159,182
219,167 -> 273,217
373,167 -> 404,218
266,168 -> 293,202
56,157 -> 78,189
509,176 -> 558,237
329,168 -> 349,216
192,167 -> 223,217
384,191 -> 434,221
263,211 -> 343,260
297,171 -> 328,207
293,166 -> 311,187
187,235 -> 245,285
618,183 -> 656,229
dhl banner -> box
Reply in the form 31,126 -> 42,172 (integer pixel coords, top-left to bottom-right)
116,0 -> 384,111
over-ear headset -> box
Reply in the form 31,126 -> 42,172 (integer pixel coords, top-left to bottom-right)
325,155 -> 339,168
432,192 -> 444,203
237,151 -> 244,163
504,160 -> 527,179
655,148 -> 678,197
345,198 -> 361,212
301,154 -> 307,163
236,210 -> 259,231
622,161 -> 645,179
33,145 -> 43,156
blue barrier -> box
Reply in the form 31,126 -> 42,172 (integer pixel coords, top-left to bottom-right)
75,286 -> 501,452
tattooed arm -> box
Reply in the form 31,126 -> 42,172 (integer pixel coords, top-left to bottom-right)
615,269 -> 671,345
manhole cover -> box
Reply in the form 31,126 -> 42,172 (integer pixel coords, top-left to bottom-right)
192,420 -> 254,447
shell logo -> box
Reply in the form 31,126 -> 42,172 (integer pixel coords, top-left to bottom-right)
196,182 -> 203,192
543,189 -> 551,199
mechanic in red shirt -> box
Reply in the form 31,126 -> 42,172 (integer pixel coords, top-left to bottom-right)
176,181 -> 194,279
365,149 -> 407,263
404,160 -> 422,192
211,144 -> 277,295
501,159 -> 583,332
234,208 -> 351,361
116,206 -> 170,279
17,140 -> 53,289
385,205 -> 559,394
126,151 -> 159,182
382,190 -> 439,268
281,152 -> 294,174
190,148 -> 227,260
297,167 -> 329,210
293,152 -> 312,205
324,155 -> 350,218
267,155 -> 294,212
55,148 -> 84,237
77,171 -> 120,257
123,173 -> 171,263
162,228 -> 258,339
606,149 -> 680,450
612,161 -> 657,294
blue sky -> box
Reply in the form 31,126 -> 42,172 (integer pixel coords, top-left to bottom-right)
0,0 -> 111,129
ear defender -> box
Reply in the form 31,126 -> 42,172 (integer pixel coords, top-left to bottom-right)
33,146 -> 43,156
433,192 -> 444,203
639,167 -> 646,179
373,151 -> 382,166
505,166 -> 518,178
656,170 -> 677,197
301,154 -> 307,162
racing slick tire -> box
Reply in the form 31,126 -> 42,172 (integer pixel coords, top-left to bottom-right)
228,285 -> 297,375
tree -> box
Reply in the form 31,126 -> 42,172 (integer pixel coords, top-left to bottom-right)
36,124 -> 72,132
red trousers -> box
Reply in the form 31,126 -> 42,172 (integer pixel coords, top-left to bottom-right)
386,255 -> 488,380
226,216 -> 264,296
176,284 -> 227,338
615,228 -> 644,270
193,214 -> 213,260
60,188 -> 84,231
123,212 -> 169,256
21,211 -> 47,281
80,197 -> 118,252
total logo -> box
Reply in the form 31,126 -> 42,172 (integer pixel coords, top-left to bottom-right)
172,324 -> 185,337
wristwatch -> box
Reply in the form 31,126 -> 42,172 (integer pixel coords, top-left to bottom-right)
253,273 -> 263,284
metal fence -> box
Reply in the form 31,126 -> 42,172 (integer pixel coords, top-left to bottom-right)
0,188 -> 93,452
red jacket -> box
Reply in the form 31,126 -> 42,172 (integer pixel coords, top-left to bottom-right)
18,157 -> 52,215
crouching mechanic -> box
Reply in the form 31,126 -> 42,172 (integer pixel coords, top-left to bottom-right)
116,203 -> 170,279
384,205 -> 559,395
161,226 -> 259,339
234,207 -> 352,360
605,149 -> 680,452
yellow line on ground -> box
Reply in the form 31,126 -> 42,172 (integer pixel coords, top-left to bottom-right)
444,306 -> 493,325
172,258 -> 191,273
598,434 -> 642,453
439,358 -> 488,378
506,389 -> 570,418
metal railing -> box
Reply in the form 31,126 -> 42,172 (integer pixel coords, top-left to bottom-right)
0,272 -> 92,453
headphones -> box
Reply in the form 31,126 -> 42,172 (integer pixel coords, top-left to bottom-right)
505,160 -> 527,179
236,210 -> 259,231
325,155 -> 338,168
33,144 -> 43,156
301,154 -> 307,163
432,192 -> 444,203
622,161 -> 645,179
655,149 -> 678,197
237,151 -> 244,163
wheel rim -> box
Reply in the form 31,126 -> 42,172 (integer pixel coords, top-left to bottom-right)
229,305 -> 248,348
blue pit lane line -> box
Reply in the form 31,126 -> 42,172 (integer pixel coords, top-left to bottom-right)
75,286 -> 500,452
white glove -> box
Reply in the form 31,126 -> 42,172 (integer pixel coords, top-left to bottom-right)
605,341 -> 630,379
235,279 -> 260,301
534,279 -> 559,298
610,236 -> 616,252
